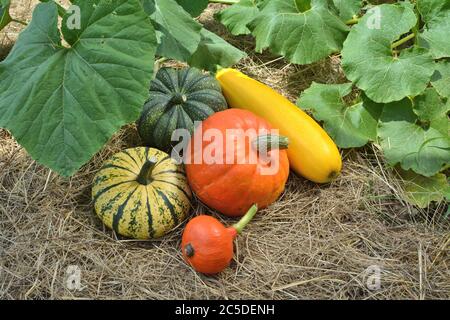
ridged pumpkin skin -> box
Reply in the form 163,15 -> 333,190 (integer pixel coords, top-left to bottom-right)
216,68 -> 342,183
137,67 -> 228,152
92,147 -> 192,239
185,109 -> 290,217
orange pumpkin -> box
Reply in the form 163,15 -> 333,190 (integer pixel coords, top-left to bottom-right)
185,109 -> 290,217
182,205 -> 257,274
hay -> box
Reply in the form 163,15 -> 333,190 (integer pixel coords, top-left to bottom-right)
0,2 -> 449,300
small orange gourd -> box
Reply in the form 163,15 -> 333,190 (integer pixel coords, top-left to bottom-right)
181,205 -> 257,274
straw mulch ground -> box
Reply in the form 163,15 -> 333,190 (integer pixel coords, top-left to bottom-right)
1,1 -> 449,300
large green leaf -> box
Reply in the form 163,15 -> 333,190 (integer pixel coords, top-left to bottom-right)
216,0 -> 260,36
188,28 -> 246,72
417,0 -> 450,59
0,1 -> 157,176
175,0 -> 208,17
431,61 -> 450,99
298,82 -> 382,148
342,3 -> 435,103
249,0 -> 349,65
143,0 -> 202,61
377,94 -> 450,177
0,0 -> 12,31
398,169 -> 448,208
331,0 -> 362,21
412,88 -> 450,136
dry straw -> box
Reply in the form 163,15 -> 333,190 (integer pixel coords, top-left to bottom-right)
0,1 -> 448,300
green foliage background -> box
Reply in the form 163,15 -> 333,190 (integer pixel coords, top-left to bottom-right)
218,0 -> 450,208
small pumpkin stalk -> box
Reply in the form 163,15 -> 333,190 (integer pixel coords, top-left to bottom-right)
181,204 -> 258,274
136,159 -> 157,185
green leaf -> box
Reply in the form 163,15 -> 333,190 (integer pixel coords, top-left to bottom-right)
431,61 -> 450,99
379,119 -> 448,177
0,1 -> 157,176
398,169 -> 448,208
249,0 -> 349,65
188,28 -> 246,72
0,0 -> 12,31
416,0 -> 450,21
331,0 -> 362,21
216,0 -> 260,36
378,98 -> 418,123
298,82 -> 382,148
412,88 -> 450,136
175,0 -> 208,17
377,96 -> 450,177
342,3 -> 435,103
417,0 -> 450,59
39,0 -> 66,17
143,0 -> 202,61
294,0 -> 312,12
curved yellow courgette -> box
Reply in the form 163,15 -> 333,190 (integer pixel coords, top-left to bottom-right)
216,68 -> 342,183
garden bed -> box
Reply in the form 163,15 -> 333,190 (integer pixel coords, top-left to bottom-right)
0,1 -> 448,300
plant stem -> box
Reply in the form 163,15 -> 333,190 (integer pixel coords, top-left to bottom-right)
153,57 -> 168,77
391,33 -> 416,49
209,0 -> 240,5
233,204 -> 258,234
345,17 -> 359,25
155,57 -> 168,65
136,160 -> 157,185
11,19 -> 27,26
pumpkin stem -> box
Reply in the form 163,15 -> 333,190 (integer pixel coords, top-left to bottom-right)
169,92 -> 187,106
136,160 -> 157,185
252,134 -> 289,152
232,204 -> 258,235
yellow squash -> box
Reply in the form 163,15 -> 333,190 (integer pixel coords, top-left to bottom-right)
216,68 -> 342,183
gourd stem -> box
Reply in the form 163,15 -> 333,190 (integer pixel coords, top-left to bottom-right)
233,204 -> 258,234
137,160 -> 157,185
169,92 -> 187,106
252,134 -> 289,152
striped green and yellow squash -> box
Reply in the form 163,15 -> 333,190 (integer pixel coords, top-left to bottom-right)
92,147 -> 192,239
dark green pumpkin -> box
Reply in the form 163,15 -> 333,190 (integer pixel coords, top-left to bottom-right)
137,67 -> 228,152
